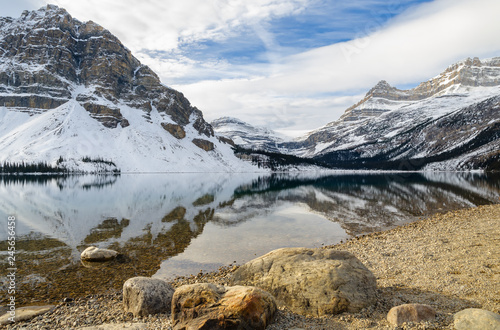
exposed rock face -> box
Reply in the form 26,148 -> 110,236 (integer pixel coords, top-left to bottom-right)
81,103 -> 127,129
387,304 -> 436,326
123,277 -> 175,317
161,123 -> 186,139
171,283 -> 277,330
454,308 -> 500,330
231,248 -> 377,317
80,246 -> 118,262
192,138 -> 215,151
0,4 -> 212,135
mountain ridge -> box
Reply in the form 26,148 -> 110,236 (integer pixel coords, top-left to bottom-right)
213,56 -> 500,171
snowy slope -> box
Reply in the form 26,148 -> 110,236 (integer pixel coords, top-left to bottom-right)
0,101 -> 258,172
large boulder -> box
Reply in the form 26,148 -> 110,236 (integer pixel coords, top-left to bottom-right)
80,246 -> 118,262
454,308 -> 500,330
387,304 -> 436,326
123,277 -> 175,317
231,247 -> 377,316
171,283 -> 276,330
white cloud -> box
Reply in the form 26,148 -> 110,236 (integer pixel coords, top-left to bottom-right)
47,0 -> 308,52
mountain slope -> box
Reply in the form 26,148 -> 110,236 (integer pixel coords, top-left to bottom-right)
284,57 -> 500,170
0,5 -> 255,172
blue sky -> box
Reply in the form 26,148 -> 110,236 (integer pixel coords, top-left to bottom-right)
1,0 -> 500,136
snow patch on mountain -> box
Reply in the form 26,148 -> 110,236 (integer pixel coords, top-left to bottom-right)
0,100 -> 259,173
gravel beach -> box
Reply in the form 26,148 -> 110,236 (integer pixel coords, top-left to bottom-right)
3,203 -> 499,329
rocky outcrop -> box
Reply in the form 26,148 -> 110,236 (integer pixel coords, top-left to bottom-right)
231,247 -> 377,317
0,5 -> 214,136
171,283 -> 277,330
454,308 -> 500,330
387,304 -> 436,326
161,123 -> 186,139
123,277 -> 175,317
81,103 -> 127,129
80,246 -> 118,262
192,138 -> 215,151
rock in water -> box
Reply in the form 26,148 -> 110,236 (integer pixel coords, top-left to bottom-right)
454,308 -> 500,330
171,283 -> 276,330
387,304 -> 436,326
80,246 -> 118,261
123,277 -> 174,317
231,247 -> 377,316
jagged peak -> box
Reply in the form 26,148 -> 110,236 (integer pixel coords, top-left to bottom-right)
3,5 -> 109,39
365,80 -> 395,97
18,4 -> 72,23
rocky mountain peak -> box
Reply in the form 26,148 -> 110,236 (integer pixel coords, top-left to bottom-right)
366,80 -> 394,96
0,5 -> 213,136
338,56 -> 500,123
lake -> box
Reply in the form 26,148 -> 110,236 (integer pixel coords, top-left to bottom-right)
0,171 -> 499,306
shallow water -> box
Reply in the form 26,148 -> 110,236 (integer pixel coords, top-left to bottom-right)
0,171 -> 499,305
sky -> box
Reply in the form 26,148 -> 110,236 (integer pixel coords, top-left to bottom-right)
2,0 -> 500,137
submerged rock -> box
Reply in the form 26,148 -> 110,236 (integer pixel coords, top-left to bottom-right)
231,247 -> 377,317
171,283 -> 276,330
80,246 -> 118,262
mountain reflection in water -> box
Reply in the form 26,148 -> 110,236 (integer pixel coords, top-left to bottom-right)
0,172 -> 498,306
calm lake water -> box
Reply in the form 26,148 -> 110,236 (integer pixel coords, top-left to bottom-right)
0,171 -> 499,305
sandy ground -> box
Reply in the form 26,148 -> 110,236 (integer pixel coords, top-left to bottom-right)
3,203 -> 499,329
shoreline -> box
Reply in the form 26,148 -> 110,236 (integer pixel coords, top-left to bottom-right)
3,203 -> 499,329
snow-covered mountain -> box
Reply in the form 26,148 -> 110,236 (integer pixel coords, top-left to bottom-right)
286,57 -> 500,170
0,5 -> 256,173
211,117 -> 285,153
209,57 -> 500,171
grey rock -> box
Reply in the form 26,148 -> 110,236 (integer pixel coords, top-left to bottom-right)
454,308 -> 500,330
231,247 -> 377,317
123,277 -> 174,317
